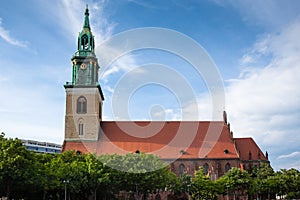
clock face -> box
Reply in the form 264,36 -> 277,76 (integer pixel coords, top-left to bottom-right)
80,64 -> 87,70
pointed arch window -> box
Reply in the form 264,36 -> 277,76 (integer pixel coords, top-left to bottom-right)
203,163 -> 209,175
77,96 -> 87,114
78,122 -> 84,136
179,164 -> 185,176
225,163 -> 231,173
249,151 -> 252,160
78,118 -> 84,136
81,34 -> 89,50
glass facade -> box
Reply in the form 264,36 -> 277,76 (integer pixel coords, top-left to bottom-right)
21,139 -> 62,154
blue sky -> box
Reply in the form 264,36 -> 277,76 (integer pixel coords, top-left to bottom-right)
0,0 -> 300,170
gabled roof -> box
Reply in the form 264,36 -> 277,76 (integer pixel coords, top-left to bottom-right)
63,121 -> 240,159
234,137 -> 268,161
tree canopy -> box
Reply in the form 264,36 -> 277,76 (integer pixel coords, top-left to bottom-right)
1,133 -> 300,200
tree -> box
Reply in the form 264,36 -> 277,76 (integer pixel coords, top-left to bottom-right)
85,153 -> 112,199
217,168 -> 253,200
0,136 -> 36,200
98,153 -> 179,199
51,151 -> 91,199
253,163 -> 275,200
34,153 -> 60,200
275,168 -> 300,199
191,167 -> 218,200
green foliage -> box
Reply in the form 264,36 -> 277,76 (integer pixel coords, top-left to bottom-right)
0,136 -> 37,199
250,163 -> 300,199
98,153 -> 177,198
216,167 -> 253,199
190,167 -> 218,200
275,168 -> 300,199
251,163 -> 275,199
1,134 -> 300,200
98,152 -> 167,173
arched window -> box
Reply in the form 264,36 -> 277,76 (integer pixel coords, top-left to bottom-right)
78,122 -> 84,136
203,163 -> 209,175
81,34 -> 89,50
179,164 -> 185,175
77,96 -> 87,114
225,163 -> 231,173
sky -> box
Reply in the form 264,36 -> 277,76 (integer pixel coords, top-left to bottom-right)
0,0 -> 300,171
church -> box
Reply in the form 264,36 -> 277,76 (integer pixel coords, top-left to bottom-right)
62,6 -> 269,178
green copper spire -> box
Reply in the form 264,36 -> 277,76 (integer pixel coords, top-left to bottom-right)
83,5 -> 90,29
66,5 -> 99,87
76,5 -> 95,52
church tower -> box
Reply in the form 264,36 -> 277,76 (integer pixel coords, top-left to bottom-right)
64,6 -> 104,142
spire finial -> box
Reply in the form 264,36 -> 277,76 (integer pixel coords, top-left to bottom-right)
85,4 -> 89,15
83,4 -> 90,29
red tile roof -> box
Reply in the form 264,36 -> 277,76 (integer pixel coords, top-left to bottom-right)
62,140 -> 97,154
234,138 -> 267,161
64,121 -> 240,159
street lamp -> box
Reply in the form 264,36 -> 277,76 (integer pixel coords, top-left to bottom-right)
226,185 -> 229,200
187,184 -> 191,200
63,180 -> 69,200
135,150 -> 140,200
135,182 -> 138,200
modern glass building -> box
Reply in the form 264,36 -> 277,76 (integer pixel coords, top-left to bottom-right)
21,139 -> 62,154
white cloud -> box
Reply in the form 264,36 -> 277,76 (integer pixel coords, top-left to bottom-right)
277,151 -> 300,159
239,34 -> 272,66
51,0 -> 115,44
0,62 -> 66,143
104,85 -> 114,93
149,106 -> 181,121
55,0 -> 85,41
139,92 -> 217,122
53,0 -> 140,82
180,94 -> 214,121
0,18 -> 28,47
239,54 -> 255,65
222,0 -> 300,31
99,53 -> 141,82
225,21 -> 300,170
0,75 -> 8,82
276,151 -> 300,170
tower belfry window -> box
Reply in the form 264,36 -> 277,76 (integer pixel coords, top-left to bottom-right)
81,34 -> 89,50
77,96 -> 87,114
